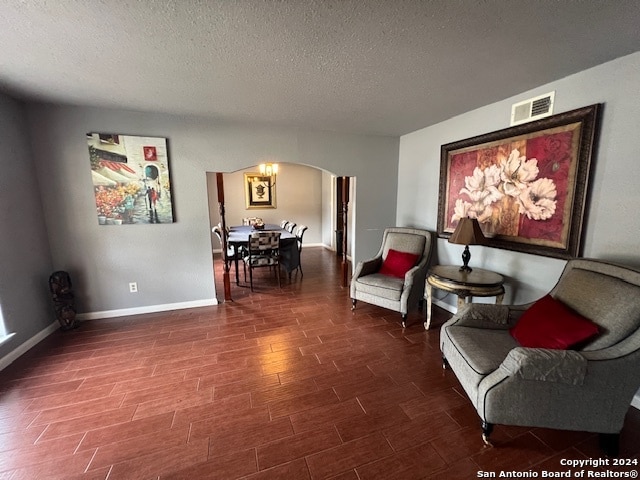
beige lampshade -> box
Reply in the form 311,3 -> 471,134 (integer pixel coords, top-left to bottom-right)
448,217 -> 486,246
259,163 -> 278,176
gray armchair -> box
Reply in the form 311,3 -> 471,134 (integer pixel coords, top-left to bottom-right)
350,227 -> 433,327
440,258 -> 640,456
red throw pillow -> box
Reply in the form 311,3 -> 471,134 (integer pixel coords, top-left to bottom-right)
510,294 -> 599,350
379,249 -> 420,279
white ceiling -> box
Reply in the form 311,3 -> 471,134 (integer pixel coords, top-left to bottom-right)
2,1 -> 639,136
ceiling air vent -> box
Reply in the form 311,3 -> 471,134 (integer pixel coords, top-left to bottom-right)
510,91 -> 555,126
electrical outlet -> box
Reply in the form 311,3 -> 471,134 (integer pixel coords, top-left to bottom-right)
129,282 -> 138,293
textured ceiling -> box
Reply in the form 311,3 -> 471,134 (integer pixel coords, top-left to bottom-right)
1,1 -> 640,136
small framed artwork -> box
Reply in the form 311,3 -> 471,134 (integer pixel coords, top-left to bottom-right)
437,104 -> 600,259
244,173 -> 276,209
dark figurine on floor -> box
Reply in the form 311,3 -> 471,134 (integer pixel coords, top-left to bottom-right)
49,271 -> 79,330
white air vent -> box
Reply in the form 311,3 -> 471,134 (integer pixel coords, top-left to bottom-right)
510,91 -> 555,126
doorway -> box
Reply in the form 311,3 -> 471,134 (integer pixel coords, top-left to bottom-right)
206,166 -> 355,300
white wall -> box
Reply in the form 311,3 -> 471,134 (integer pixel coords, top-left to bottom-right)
398,51 -> 640,307
0,94 -> 54,360
25,104 -> 399,315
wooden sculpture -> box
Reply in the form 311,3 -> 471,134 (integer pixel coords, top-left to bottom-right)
49,271 -> 79,330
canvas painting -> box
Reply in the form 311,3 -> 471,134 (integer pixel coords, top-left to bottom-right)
87,133 -> 175,224
437,105 -> 600,259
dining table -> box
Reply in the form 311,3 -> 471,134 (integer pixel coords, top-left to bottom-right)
227,224 -> 300,285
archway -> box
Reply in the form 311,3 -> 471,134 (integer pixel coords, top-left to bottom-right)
205,164 -> 355,301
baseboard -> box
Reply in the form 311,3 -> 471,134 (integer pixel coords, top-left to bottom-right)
77,298 -> 218,321
432,298 -> 457,314
0,322 -> 59,371
0,299 -> 219,371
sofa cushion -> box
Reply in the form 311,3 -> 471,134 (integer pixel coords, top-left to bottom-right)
441,325 -> 519,406
379,249 -> 419,278
355,273 -> 404,301
445,326 -> 519,375
510,295 -> 599,350
554,268 -> 640,350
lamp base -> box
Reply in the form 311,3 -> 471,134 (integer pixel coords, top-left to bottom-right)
459,245 -> 473,273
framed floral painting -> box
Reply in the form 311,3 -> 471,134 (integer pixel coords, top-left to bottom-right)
437,104 -> 600,259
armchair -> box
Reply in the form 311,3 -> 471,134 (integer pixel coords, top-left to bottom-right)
350,227 -> 433,327
440,258 -> 640,456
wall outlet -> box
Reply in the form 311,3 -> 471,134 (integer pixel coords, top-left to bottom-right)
129,282 -> 138,293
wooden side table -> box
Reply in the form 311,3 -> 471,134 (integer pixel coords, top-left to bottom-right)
424,265 -> 505,330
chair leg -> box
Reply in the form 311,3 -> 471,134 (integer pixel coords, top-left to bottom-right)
276,263 -> 281,288
599,433 -> 620,457
481,421 -> 494,447
442,356 -> 450,370
351,299 -> 357,311
248,265 -> 254,292
401,313 -> 407,328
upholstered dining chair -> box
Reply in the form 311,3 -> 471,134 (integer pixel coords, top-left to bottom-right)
350,227 -> 434,327
243,231 -> 281,292
280,220 -> 290,229
286,222 -> 297,234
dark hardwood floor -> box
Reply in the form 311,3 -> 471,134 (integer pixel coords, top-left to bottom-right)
1,246 -> 638,479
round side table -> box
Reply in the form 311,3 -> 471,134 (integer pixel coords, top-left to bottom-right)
424,265 -> 505,330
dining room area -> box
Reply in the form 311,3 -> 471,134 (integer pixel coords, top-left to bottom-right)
206,163 -> 355,301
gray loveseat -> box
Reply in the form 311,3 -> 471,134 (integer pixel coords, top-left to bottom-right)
440,258 -> 640,456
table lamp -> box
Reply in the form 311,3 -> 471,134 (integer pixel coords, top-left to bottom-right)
448,217 -> 486,272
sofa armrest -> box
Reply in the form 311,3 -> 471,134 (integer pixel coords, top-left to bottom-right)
403,263 -> 426,287
499,347 -> 587,385
352,257 -> 382,279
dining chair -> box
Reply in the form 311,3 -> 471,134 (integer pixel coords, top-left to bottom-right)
295,225 -> 308,276
280,220 -> 290,229
286,222 -> 297,233
212,224 -> 237,268
243,231 -> 281,291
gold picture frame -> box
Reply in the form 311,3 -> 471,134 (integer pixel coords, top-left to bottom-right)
244,173 -> 276,209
